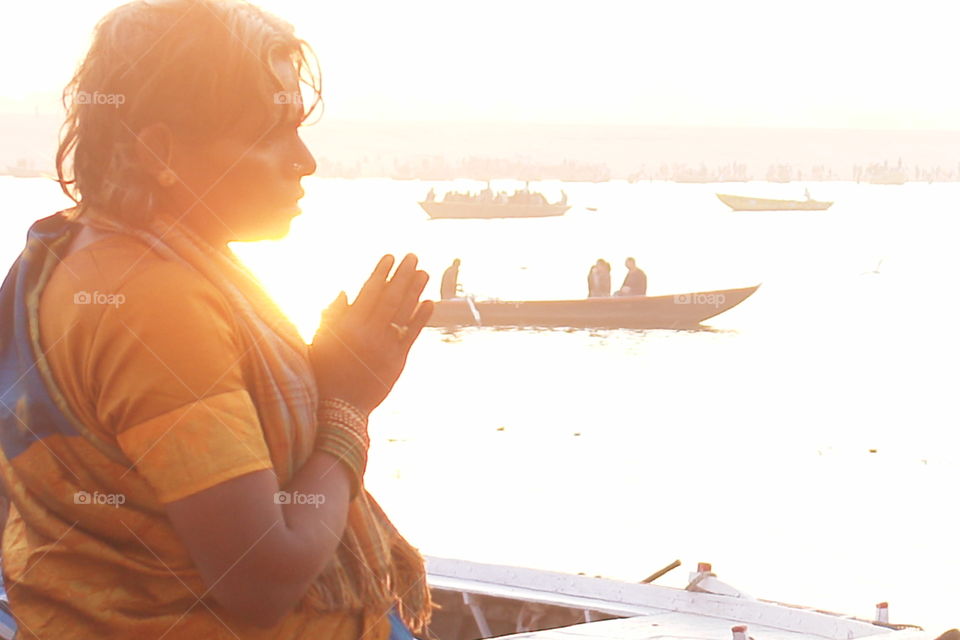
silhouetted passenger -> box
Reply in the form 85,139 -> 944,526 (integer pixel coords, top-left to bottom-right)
441,258 -> 461,300
596,259 -> 611,296
616,257 -> 647,296
588,259 -> 612,297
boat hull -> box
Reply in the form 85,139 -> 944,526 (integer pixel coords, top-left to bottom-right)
420,201 -> 570,219
427,286 -> 759,330
716,193 -> 832,211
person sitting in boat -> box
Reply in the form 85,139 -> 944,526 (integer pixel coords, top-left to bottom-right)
587,259 -> 611,297
616,257 -> 647,296
0,2 -> 433,639
425,187 -> 436,202
596,259 -> 611,296
511,188 -> 531,205
441,258 -> 461,300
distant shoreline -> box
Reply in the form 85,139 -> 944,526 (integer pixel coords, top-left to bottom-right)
4,114 -> 960,182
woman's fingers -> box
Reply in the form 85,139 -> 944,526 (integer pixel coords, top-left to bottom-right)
369,254 -> 418,328
351,255 -> 395,322
320,291 -> 348,328
391,270 -> 429,326
401,300 -> 434,351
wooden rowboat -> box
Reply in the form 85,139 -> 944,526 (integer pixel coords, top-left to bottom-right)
717,193 -> 833,211
427,286 -> 759,330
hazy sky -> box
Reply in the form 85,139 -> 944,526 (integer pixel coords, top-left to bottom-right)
2,0 -> 959,129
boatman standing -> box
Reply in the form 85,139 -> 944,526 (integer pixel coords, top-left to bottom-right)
616,257 -> 647,296
441,258 -> 461,300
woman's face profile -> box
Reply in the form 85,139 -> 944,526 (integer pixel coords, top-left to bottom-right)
161,58 -> 317,244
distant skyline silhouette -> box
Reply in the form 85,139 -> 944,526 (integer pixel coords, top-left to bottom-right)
5,114 -> 960,181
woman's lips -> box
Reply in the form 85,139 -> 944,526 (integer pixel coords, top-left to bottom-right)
282,189 -> 304,207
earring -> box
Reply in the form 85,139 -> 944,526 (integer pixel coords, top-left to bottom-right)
157,169 -> 177,187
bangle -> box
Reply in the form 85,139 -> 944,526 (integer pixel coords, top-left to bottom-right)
319,398 -> 368,424
316,399 -> 369,497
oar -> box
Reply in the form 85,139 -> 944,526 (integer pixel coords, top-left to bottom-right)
641,559 -> 681,584
465,295 -> 482,327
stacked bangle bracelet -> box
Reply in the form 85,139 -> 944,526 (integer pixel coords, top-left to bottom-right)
315,398 -> 370,497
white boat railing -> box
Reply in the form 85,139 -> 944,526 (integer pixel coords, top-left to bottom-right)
425,556 -> 925,640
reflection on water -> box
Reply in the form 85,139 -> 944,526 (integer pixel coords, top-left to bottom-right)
1,176 -> 959,630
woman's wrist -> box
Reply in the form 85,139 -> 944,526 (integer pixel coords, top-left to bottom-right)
315,398 -> 370,498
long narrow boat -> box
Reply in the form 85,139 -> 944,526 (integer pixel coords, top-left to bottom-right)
425,556 -> 932,640
427,286 -> 759,330
717,193 -> 833,211
420,201 -> 570,219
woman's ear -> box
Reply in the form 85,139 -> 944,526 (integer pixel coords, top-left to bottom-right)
134,123 -> 175,183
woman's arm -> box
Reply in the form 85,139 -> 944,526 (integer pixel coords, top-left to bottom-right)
164,254 -> 431,628
165,452 -> 352,628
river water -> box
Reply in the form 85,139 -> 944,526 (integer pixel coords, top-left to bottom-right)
2,176 -> 959,631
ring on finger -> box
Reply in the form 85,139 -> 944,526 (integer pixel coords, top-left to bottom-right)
389,322 -> 408,340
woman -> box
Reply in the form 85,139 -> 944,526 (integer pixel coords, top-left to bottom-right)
0,1 -> 434,638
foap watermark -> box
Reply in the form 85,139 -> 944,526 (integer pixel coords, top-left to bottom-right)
74,291 -> 125,308
274,491 -> 326,507
77,90 -> 125,108
273,91 -> 303,105
674,292 -> 726,308
74,490 -> 126,507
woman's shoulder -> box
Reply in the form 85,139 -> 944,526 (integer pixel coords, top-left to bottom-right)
40,231 -> 239,357
46,232 -> 228,310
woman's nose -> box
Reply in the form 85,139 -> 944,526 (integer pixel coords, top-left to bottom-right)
294,140 -> 317,177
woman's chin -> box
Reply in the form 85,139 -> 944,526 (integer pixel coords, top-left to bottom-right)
238,207 -> 301,242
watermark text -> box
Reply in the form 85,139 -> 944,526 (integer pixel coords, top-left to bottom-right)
74,490 -> 126,507
674,292 -> 727,308
274,491 -> 326,507
74,291 -> 125,308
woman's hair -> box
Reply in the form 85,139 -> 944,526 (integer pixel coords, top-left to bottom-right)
56,0 -> 322,223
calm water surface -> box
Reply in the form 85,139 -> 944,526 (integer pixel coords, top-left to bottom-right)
2,176 -> 959,630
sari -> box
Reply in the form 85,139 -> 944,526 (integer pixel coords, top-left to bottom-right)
0,209 -> 430,638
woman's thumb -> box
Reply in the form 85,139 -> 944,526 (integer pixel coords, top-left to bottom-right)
321,291 -> 349,323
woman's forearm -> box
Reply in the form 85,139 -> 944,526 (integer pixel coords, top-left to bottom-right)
231,451 -> 355,626
169,450 -> 355,629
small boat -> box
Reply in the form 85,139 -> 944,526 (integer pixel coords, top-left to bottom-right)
862,164 -> 908,185
1,161 -> 50,179
427,286 -> 759,330
425,556 -> 931,640
421,201 -> 570,219
420,184 -> 570,219
717,193 -> 833,211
